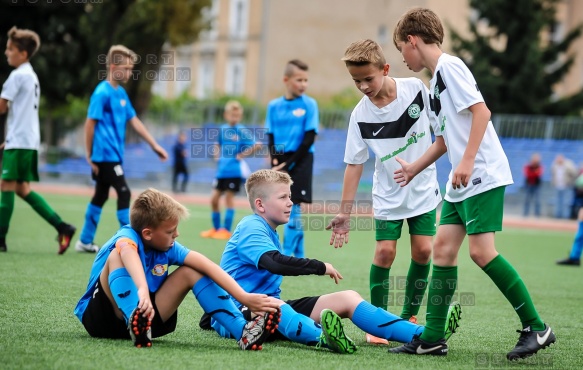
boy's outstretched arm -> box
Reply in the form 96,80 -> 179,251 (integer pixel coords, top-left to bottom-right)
394,135 -> 447,186
184,251 -> 279,313
452,102 -> 490,189
116,240 -> 155,320
325,163 -> 363,248
129,117 -> 169,161
258,251 -> 343,284
84,118 -> 99,175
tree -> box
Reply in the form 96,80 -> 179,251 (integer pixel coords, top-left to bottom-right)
449,0 -> 583,115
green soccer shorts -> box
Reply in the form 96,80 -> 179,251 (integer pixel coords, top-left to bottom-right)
1,149 -> 39,182
375,208 -> 437,241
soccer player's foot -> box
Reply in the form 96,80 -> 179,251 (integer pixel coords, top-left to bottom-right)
212,228 -> 232,240
507,324 -> 555,360
444,301 -> 462,342
408,315 -> 418,324
319,309 -> 357,354
128,308 -> 152,348
556,257 -> 580,266
388,335 -> 448,355
365,333 -> 389,345
238,309 -> 281,350
74,240 -> 100,253
56,223 -> 76,255
0,239 -> 6,252
200,228 -> 217,238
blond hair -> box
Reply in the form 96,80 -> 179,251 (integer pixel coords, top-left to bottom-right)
225,100 -> 243,112
341,39 -> 386,69
393,7 -> 444,48
7,26 -> 40,59
107,45 -> 138,68
245,170 -> 293,210
284,59 -> 308,77
130,188 -> 189,232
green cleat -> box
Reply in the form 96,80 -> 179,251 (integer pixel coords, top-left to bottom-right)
318,309 -> 357,354
444,301 -> 462,342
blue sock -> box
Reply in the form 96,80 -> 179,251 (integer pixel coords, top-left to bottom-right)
212,211 -> 221,230
569,221 -> 583,260
80,204 -> 102,244
283,204 -> 304,257
278,303 -> 322,345
108,268 -> 139,324
117,208 -> 130,227
224,208 -> 235,231
351,301 -> 423,343
193,276 -> 247,340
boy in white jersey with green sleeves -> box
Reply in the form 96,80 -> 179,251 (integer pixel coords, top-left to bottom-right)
390,7 -> 555,360
326,39 -> 448,345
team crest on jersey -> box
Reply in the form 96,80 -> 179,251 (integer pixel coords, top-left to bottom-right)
120,99 -> 127,107
292,108 -> 306,117
408,104 -> 421,119
434,86 -> 440,100
151,264 -> 168,276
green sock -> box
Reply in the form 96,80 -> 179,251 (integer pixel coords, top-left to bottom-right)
23,191 -> 62,229
420,265 -> 457,343
369,264 -> 390,309
401,258 -> 431,319
0,191 -> 15,239
482,254 -> 545,331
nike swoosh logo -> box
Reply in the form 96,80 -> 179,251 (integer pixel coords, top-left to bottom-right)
465,219 -> 476,226
372,127 -> 384,136
536,328 -> 551,345
417,345 -> 444,354
514,302 -> 525,311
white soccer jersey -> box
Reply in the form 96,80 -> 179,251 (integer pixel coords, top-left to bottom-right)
429,53 -> 513,203
344,77 -> 442,220
0,62 -> 41,150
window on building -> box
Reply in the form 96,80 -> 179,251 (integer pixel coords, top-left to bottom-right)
200,0 -> 219,40
197,57 -> 215,99
225,56 -> 246,96
229,0 -> 249,39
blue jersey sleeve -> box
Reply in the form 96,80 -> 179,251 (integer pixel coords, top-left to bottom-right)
87,89 -> 106,121
167,240 -> 191,265
121,89 -> 137,121
264,101 -> 274,133
304,96 -> 319,133
236,220 -> 279,267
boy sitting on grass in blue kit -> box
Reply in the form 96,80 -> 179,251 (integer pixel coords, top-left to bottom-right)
202,169 -> 461,354
75,188 -> 280,349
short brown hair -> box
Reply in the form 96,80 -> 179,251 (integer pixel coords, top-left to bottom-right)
393,7 -> 444,48
7,26 -> 40,59
107,45 -> 138,68
224,99 -> 243,112
130,188 -> 189,232
341,39 -> 386,69
245,169 -> 293,210
284,59 -> 308,77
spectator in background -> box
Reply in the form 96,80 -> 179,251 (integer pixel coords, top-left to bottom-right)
550,154 -> 577,219
523,153 -> 543,217
172,132 -> 189,193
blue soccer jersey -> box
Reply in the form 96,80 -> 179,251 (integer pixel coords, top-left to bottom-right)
265,95 -> 319,153
87,81 -> 136,163
74,225 -> 190,322
216,123 -> 255,179
219,214 -> 283,307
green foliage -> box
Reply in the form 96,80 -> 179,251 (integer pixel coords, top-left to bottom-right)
449,0 -> 583,115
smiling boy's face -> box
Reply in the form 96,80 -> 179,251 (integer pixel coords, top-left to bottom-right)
258,183 -> 293,229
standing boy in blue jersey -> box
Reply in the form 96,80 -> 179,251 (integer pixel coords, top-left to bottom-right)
200,100 -> 260,240
266,60 -> 318,258
204,169 -> 461,354
75,45 -> 168,253
0,26 -> 76,254
74,188 -> 280,349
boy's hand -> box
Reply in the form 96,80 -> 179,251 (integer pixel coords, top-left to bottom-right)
324,262 -> 343,284
86,157 -> 99,176
452,157 -> 474,189
137,287 -> 155,320
0,142 -> 4,150
152,144 -> 168,161
394,156 -> 414,186
272,162 -> 286,172
240,293 -> 279,314
325,213 -> 351,248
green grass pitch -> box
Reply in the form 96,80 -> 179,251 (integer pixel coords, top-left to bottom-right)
0,192 -> 580,369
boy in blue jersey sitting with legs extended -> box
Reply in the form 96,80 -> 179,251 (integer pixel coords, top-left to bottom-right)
201,100 -> 260,240
74,188 -> 280,349
202,169 -> 461,354
75,45 -> 169,253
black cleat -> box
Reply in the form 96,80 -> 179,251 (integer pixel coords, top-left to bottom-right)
57,223 -> 76,255
128,308 -> 152,348
507,324 -> 555,360
556,257 -> 580,266
389,335 -> 448,356
0,239 -> 6,252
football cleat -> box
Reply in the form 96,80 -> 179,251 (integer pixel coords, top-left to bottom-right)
507,324 -> 555,360
200,228 -> 217,238
556,257 -> 580,266
444,301 -> 462,342
238,309 -> 281,350
318,309 -> 357,354
128,308 -> 152,348
57,223 -> 76,255
75,240 -> 100,253
212,228 -> 232,240
389,335 -> 448,355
